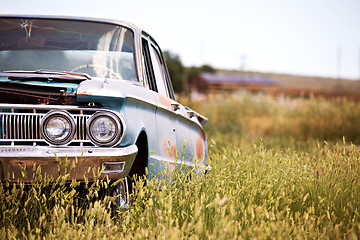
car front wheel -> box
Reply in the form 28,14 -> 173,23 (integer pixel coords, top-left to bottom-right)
112,177 -> 129,208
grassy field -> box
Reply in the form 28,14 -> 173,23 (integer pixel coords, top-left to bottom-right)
1,93 -> 360,239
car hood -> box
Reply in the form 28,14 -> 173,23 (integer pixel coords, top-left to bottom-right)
0,77 -> 80,89
0,73 -> 141,107
0,75 -> 79,105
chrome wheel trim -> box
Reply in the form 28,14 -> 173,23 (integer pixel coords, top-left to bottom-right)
114,177 -> 129,208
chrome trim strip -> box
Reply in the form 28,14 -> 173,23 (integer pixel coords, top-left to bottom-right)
0,144 -> 137,158
0,103 -> 112,112
150,155 -> 206,170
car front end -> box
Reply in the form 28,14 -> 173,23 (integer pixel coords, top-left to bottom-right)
0,15 -> 140,183
0,103 -> 138,182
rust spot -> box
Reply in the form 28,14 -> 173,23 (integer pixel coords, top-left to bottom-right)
158,94 -> 171,108
195,136 -> 205,162
162,137 -> 176,159
164,161 -> 176,169
77,90 -> 92,95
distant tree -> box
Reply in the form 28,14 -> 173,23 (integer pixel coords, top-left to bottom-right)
188,64 -> 216,85
187,66 -> 201,85
200,64 -> 216,73
163,51 -> 184,93
164,51 -> 216,94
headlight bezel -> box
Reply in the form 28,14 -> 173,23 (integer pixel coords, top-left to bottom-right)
40,110 -> 76,146
86,111 -> 124,147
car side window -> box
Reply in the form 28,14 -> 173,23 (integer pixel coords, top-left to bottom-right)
142,37 -> 158,92
149,45 -> 169,97
141,35 -> 175,100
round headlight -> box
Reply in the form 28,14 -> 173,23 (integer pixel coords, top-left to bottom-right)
41,111 -> 76,145
87,112 -> 123,147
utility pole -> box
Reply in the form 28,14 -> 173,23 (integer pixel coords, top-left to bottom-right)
358,47 -> 360,98
337,45 -> 341,79
240,55 -> 246,72
336,45 -> 342,94
182,68 -> 189,97
239,54 -> 247,81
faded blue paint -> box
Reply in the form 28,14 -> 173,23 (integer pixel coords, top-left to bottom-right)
0,15 -> 209,184
76,78 -> 208,180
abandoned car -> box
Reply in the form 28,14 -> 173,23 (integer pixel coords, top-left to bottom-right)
0,15 -> 208,205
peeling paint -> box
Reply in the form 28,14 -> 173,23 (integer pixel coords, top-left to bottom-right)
77,89 -> 92,96
162,137 -> 176,159
158,94 -> 171,108
195,135 -> 205,162
163,160 -> 176,170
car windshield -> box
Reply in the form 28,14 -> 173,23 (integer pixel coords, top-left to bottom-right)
0,17 -> 137,81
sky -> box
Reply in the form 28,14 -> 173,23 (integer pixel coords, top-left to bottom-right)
2,0 -> 360,79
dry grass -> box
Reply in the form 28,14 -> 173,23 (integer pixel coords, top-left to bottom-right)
1,93 -> 360,239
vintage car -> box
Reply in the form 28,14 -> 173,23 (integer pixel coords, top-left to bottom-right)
0,15 -> 208,206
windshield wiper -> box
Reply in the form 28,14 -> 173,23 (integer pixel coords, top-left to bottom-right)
1,69 -> 91,81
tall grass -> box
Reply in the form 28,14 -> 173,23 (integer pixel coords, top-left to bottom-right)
1,93 -> 360,239
0,158 -> 120,239
183,93 -> 360,144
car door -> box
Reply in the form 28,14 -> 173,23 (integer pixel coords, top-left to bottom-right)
151,48 -> 207,170
141,36 -> 177,175
141,35 -> 206,176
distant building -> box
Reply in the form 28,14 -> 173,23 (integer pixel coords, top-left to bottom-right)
192,72 -> 276,94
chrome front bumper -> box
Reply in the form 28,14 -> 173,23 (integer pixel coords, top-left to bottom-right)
0,145 -> 138,182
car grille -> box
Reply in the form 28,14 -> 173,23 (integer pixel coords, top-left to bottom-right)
0,104 -> 98,146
